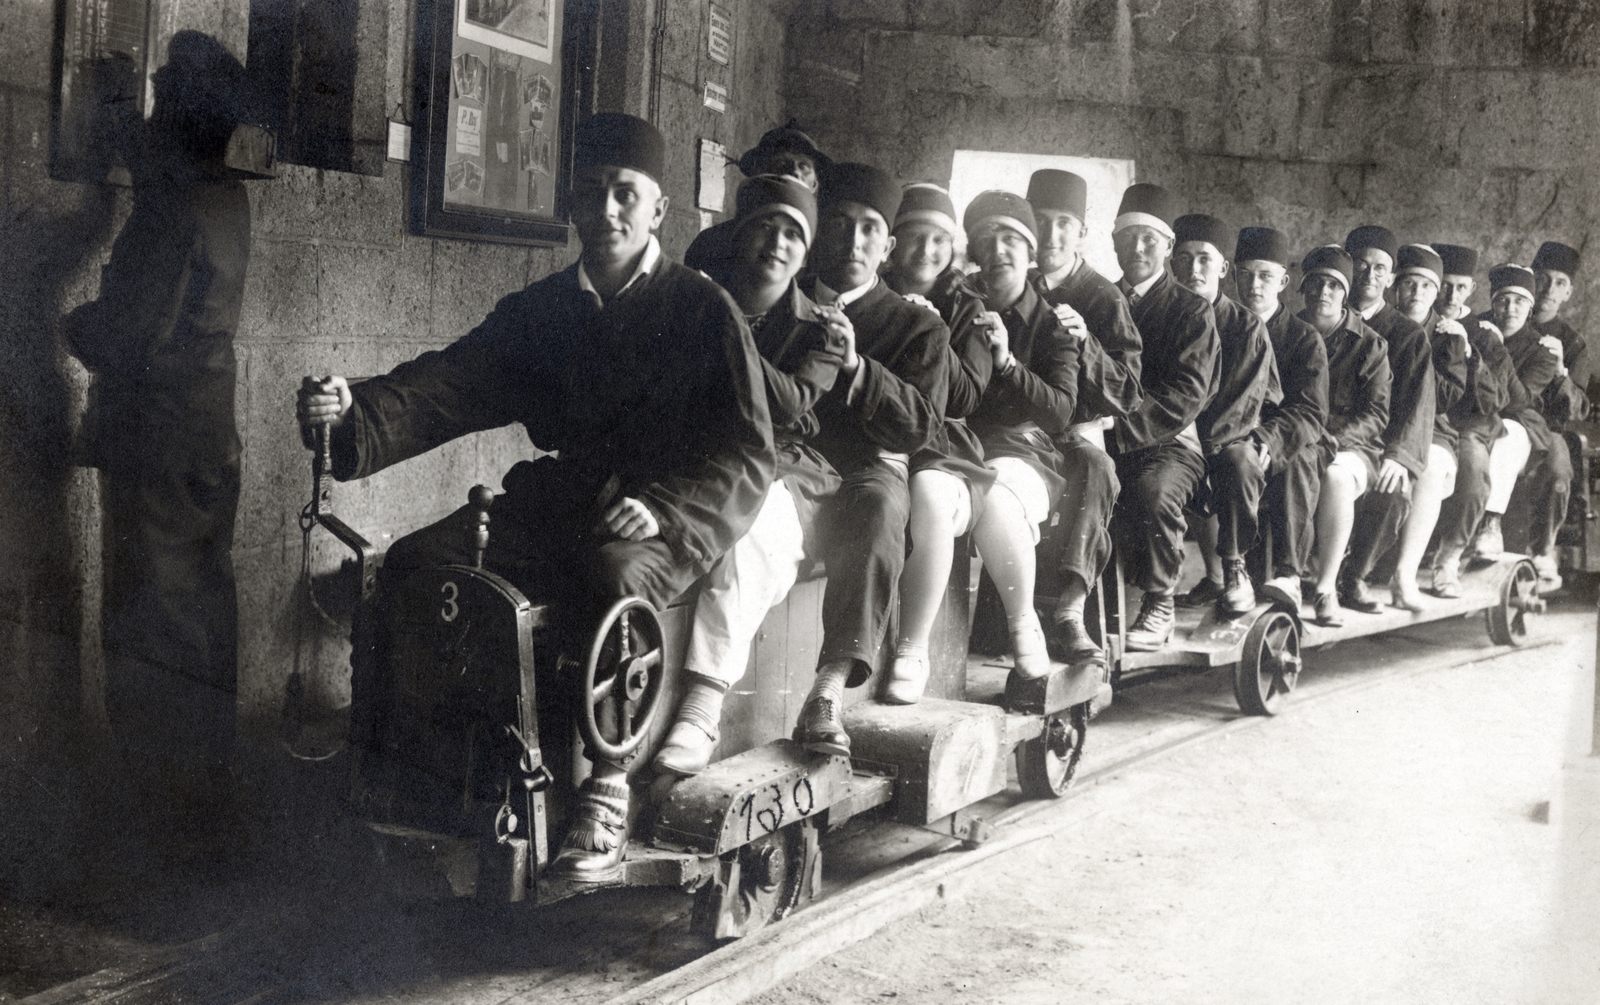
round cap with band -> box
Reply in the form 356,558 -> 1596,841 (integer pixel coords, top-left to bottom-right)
1345,225 -> 1399,263
963,190 -> 1038,252
895,182 -> 958,238
819,162 -> 902,228
1173,214 -> 1237,259
1396,244 -> 1444,286
1026,169 -> 1088,224
1489,264 -> 1536,303
1432,243 -> 1479,278
1235,227 -> 1291,267
1302,244 -> 1354,294
1114,183 -> 1177,239
735,174 -> 818,247
574,113 -> 666,185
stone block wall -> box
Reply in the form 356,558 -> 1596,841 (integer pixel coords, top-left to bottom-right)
783,0 -> 1600,322
0,0 -> 796,769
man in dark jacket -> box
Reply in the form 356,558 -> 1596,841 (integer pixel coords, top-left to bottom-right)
684,120 -> 830,286
793,163 -> 951,755
1338,226 -> 1436,613
1532,241 -> 1591,408
1026,169 -> 1142,662
1429,245 -> 1510,597
1105,184 -> 1221,651
296,114 -> 775,882
1169,214 -> 1281,616
1232,228 -> 1330,610
61,32 -> 251,821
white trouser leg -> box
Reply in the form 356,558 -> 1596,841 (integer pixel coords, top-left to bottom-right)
683,481 -> 806,688
1486,420 -> 1532,513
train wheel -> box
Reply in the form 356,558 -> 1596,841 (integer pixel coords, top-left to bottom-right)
1487,559 -> 1541,647
1016,703 -> 1088,799
1233,610 -> 1301,716
691,825 -> 808,940
579,597 -> 666,763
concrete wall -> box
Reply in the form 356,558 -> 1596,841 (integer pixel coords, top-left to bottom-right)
783,0 -> 1600,322
0,0 -> 796,774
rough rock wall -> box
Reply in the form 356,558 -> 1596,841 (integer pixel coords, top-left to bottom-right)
0,0 -> 795,766
784,0 -> 1600,320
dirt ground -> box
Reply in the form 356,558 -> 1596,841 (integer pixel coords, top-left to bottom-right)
747,609 -> 1594,1005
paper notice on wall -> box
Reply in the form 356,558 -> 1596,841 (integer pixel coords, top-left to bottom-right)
698,139 -> 727,212
703,80 -> 728,114
387,121 -> 411,162
456,106 -> 482,156
707,4 -> 733,65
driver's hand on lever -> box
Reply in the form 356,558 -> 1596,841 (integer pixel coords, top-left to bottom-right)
297,375 -> 352,449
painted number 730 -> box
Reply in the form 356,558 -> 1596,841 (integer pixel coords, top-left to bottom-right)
736,777 -> 817,842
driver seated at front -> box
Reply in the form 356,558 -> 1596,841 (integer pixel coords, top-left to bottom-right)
294,113 -> 775,884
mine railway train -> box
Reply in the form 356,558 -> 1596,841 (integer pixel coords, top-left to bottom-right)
295,426 -> 1560,944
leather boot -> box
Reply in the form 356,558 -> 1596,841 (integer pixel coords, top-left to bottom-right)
550,774 -> 631,884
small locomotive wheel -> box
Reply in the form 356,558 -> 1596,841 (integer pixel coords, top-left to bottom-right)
580,596 -> 666,762
1233,609 -> 1301,716
1487,559 -> 1541,647
1016,702 -> 1088,799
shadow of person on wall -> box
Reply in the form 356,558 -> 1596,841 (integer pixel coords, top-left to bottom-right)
58,29 -> 253,869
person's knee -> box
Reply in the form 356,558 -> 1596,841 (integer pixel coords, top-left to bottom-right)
910,470 -> 964,531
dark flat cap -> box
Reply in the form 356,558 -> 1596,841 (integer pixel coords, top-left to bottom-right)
1533,240 -> 1581,276
1235,226 -> 1291,266
739,119 -> 832,178
1027,169 -> 1088,223
575,113 -> 666,185
1345,225 -> 1399,263
1173,214 -> 1236,259
1432,243 -> 1479,277
819,162 -> 901,228
1115,183 -> 1178,236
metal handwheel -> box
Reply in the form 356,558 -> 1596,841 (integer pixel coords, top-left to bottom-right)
1232,609 -> 1302,716
579,596 -> 666,763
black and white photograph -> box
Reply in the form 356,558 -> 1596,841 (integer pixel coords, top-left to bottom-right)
3,1 -> 1599,1004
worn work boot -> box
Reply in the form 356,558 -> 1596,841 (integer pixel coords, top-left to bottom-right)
1337,574 -> 1382,614
1429,545 -> 1464,598
1125,593 -> 1176,652
1259,574 -> 1302,609
795,696 -> 850,757
1175,576 -> 1224,609
652,719 -> 719,777
1220,557 -> 1256,615
1048,613 -> 1104,665
883,652 -> 930,705
1471,513 -> 1505,560
550,774 -> 631,884
1532,552 -> 1563,592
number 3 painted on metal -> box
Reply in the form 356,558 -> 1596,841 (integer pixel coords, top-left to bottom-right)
441,581 -> 460,622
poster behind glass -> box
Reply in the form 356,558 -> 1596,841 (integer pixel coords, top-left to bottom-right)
441,0 -> 563,221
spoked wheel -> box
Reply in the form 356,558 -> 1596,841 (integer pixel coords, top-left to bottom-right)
1017,703 -> 1088,799
1487,559 -> 1542,647
1233,610 -> 1301,716
579,596 -> 666,763
691,825 -> 810,941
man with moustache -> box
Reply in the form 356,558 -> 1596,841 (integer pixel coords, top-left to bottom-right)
1025,169 -> 1143,663
1298,246 -> 1391,626
1168,214 -> 1281,616
1105,184 -> 1221,651
1337,226 -> 1437,614
793,163 -> 951,754
295,114 -> 775,881
1227,229 -> 1334,609
1428,244 -> 1512,597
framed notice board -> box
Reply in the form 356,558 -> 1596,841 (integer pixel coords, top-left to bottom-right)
414,0 -> 574,246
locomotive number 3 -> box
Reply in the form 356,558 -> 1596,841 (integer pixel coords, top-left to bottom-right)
736,777 -> 817,842
440,581 -> 460,622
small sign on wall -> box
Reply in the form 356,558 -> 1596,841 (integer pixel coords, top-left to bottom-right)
703,80 -> 728,114
708,4 -> 733,65
698,139 -> 728,213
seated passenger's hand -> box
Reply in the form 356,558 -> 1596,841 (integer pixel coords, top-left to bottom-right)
297,375 -> 352,450
1480,320 -> 1504,343
1539,334 -> 1567,371
1050,302 -> 1089,341
901,293 -> 936,312
1375,458 -> 1410,494
1434,318 -> 1471,357
597,496 -> 661,542
1254,438 -> 1271,472
816,304 -> 858,372
977,310 -> 1012,370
